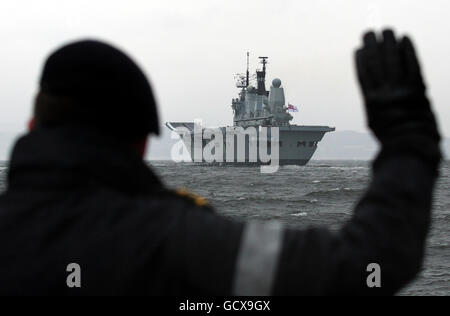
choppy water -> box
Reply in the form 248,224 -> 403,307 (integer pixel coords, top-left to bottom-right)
0,160 -> 448,295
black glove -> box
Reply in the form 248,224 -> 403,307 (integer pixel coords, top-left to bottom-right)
355,29 -> 441,166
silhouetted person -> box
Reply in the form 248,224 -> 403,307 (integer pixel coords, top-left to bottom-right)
0,30 -> 441,295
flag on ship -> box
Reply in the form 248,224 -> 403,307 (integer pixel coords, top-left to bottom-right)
288,103 -> 299,112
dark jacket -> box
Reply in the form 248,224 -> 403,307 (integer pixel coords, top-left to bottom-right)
0,127 -> 440,295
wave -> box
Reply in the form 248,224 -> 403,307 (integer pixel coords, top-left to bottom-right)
281,165 -> 305,170
329,166 -> 369,171
308,164 -> 368,170
429,242 -> 450,250
149,163 -> 172,167
223,196 -> 319,205
290,212 -> 308,217
304,187 -> 364,199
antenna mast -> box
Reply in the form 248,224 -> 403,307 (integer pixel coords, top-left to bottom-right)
246,52 -> 250,88
258,56 -> 268,76
256,56 -> 268,95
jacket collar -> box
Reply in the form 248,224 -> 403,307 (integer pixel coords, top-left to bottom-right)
7,127 -> 164,196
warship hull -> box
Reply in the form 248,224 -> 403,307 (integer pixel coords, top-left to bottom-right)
166,123 -> 334,165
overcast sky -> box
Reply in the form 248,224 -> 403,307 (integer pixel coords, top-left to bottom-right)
1,0 -> 449,138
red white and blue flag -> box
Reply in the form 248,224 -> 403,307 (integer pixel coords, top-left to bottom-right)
287,103 -> 299,112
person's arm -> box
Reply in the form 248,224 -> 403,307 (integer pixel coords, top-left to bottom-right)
273,155 -> 438,295
272,30 -> 441,295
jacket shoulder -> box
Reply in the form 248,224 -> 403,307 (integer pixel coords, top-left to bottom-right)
133,187 -> 213,213
173,188 -> 209,207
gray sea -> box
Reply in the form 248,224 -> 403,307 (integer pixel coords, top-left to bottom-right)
0,160 -> 448,295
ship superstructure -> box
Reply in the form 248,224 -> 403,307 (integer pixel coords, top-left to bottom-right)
166,54 -> 335,165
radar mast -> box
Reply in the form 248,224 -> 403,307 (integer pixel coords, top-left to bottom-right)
256,56 -> 268,96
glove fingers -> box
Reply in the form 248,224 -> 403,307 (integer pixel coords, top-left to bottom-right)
355,48 -> 374,91
357,30 -> 439,151
381,29 -> 402,83
401,36 -> 423,83
363,32 -> 384,87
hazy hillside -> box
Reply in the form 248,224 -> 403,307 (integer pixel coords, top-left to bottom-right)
314,130 -> 379,160
315,130 -> 450,160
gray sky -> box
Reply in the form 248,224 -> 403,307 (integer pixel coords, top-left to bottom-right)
1,0 -> 449,137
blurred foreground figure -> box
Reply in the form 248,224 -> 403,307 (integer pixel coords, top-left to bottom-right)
0,30 -> 440,295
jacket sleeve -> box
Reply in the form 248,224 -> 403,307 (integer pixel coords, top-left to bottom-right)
273,151 -> 440,295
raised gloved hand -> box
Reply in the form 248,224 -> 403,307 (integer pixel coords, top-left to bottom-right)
355,29 -> 441,165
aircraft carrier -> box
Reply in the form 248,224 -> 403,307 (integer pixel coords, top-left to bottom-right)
166,54 -> 335,165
